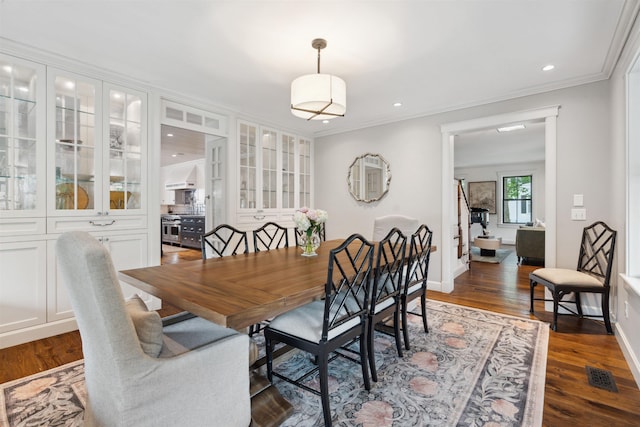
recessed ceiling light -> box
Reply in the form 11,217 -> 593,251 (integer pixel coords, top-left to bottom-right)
322,120 -> 329,124
393,102 -> 402,107
542,64 -> 555,71
2,65 -> 12,73
497,124 -> 526,132
166,133 -> 174,137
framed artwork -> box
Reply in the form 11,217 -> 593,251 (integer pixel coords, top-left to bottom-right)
468,181 -> 496,214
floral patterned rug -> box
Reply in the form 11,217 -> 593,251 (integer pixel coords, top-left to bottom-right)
0,300 -> 548,426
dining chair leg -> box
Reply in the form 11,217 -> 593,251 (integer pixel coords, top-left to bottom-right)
266,335 -> 274,382
420,292 -> 428,333
529,280 -> 536,313
552,292 -> 560,332
367,320 -> 378,382
392,307 -> 403,357
575,292 -> 584,317
402,299 -> 411,351
602,292 -> 613,334
360,329 -> 371,391
318,352 -> 332,427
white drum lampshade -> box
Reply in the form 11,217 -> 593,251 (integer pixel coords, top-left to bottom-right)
290,73 -> 346,120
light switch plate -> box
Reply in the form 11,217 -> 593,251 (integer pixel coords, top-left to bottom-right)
573,194 -> 584,206
571,208 -> 587,221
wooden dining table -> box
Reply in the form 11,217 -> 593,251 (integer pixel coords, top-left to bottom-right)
119,239 -> 346,331
119,237 -> 435,426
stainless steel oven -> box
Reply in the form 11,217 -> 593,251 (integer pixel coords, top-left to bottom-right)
161,215 -> 181,244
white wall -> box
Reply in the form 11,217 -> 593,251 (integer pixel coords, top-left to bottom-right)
456,160 -> 546,244
316,80 -> 611,286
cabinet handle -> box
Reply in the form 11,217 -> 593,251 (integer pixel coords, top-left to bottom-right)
253,215 -> 265,220
90,220 -> 116,226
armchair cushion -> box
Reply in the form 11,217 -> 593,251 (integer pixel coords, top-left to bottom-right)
126,295 -> 163,357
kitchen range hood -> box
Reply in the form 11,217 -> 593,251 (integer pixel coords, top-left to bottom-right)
165,166 -> 197,190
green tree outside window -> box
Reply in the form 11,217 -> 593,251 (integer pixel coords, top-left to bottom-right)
503,175 -> 532,224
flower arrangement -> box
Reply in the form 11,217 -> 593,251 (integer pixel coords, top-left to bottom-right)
294,207 -> 328,256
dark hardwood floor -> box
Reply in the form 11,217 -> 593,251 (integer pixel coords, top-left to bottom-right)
1,245 -> 639,426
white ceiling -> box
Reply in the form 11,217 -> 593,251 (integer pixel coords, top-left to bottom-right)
160,125 -> 205,167
454,121 -> 546,169
0,0 -> 637,140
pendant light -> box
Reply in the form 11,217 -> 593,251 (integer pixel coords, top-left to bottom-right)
290,38 -> 346,121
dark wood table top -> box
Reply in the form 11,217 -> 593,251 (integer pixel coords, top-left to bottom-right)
119,240 -> 345,330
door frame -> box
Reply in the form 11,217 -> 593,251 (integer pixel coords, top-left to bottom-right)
440,106 -> 559,292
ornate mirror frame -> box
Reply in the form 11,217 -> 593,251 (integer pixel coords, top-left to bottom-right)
347,153 -> 392,203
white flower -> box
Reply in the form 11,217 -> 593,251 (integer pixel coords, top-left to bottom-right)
293,207 -> 327,232
293,210 -> 312,231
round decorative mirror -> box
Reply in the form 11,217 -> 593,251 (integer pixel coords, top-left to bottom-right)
347,153 -> 391,203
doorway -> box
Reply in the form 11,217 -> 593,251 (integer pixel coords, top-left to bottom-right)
440,107 -> 559,293
160,124 -> 228,231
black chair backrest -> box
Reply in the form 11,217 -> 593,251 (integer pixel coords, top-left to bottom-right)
201,224 -> 249,259
253,222 -> 289,252
295,222 -> 326,245
372,228 -> 407,313
577,221 -> 617,287
322,233 -> 374,341
404,224 -> 433,295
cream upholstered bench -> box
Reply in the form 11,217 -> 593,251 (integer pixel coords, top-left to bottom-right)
474,236 -> 502,256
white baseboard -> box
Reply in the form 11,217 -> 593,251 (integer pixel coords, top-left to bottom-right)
427,280 -> 447,293
0,318 -> 78,349
615,322 -> 640,388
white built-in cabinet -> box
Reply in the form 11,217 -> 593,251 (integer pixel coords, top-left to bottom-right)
46,233 -> 149,322
236,120 -> 312,230
0,239 -> 47,335
0,53 -> 155,349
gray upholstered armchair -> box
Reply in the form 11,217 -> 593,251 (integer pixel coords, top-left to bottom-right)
57,231 -> 251,427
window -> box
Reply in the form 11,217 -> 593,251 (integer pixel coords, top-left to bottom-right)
503,175 -> 532,224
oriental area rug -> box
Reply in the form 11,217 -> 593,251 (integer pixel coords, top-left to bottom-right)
0,300 -> 548,427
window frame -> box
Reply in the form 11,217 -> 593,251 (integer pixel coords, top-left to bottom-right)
501,174 -> 533,225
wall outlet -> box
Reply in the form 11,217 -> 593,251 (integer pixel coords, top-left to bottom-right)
625,300 -> 629,319
571,208 -> 587,221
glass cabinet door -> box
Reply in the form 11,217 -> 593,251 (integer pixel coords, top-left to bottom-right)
261,128 -> 277,209
0,55 -> 45,214
239,122 -> 257,209
281,133 -> 295,209
51,72 -> 99,213
298,137 -> 312,208
105,85 -> 145,212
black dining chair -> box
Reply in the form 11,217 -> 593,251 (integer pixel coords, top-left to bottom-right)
253,221 -> 289,252
402,224 -> 433,350
201,224 -> 249,259
530,221 -> 617,333
367,227 -> 407,382
265,233 -> 374,427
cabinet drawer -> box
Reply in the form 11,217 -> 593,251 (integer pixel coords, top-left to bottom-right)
237,212 -> 279,225
0,217 -> 46,237
47,215 -> 147,233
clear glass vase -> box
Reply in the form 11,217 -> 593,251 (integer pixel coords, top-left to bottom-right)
301,228 -> 321,257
